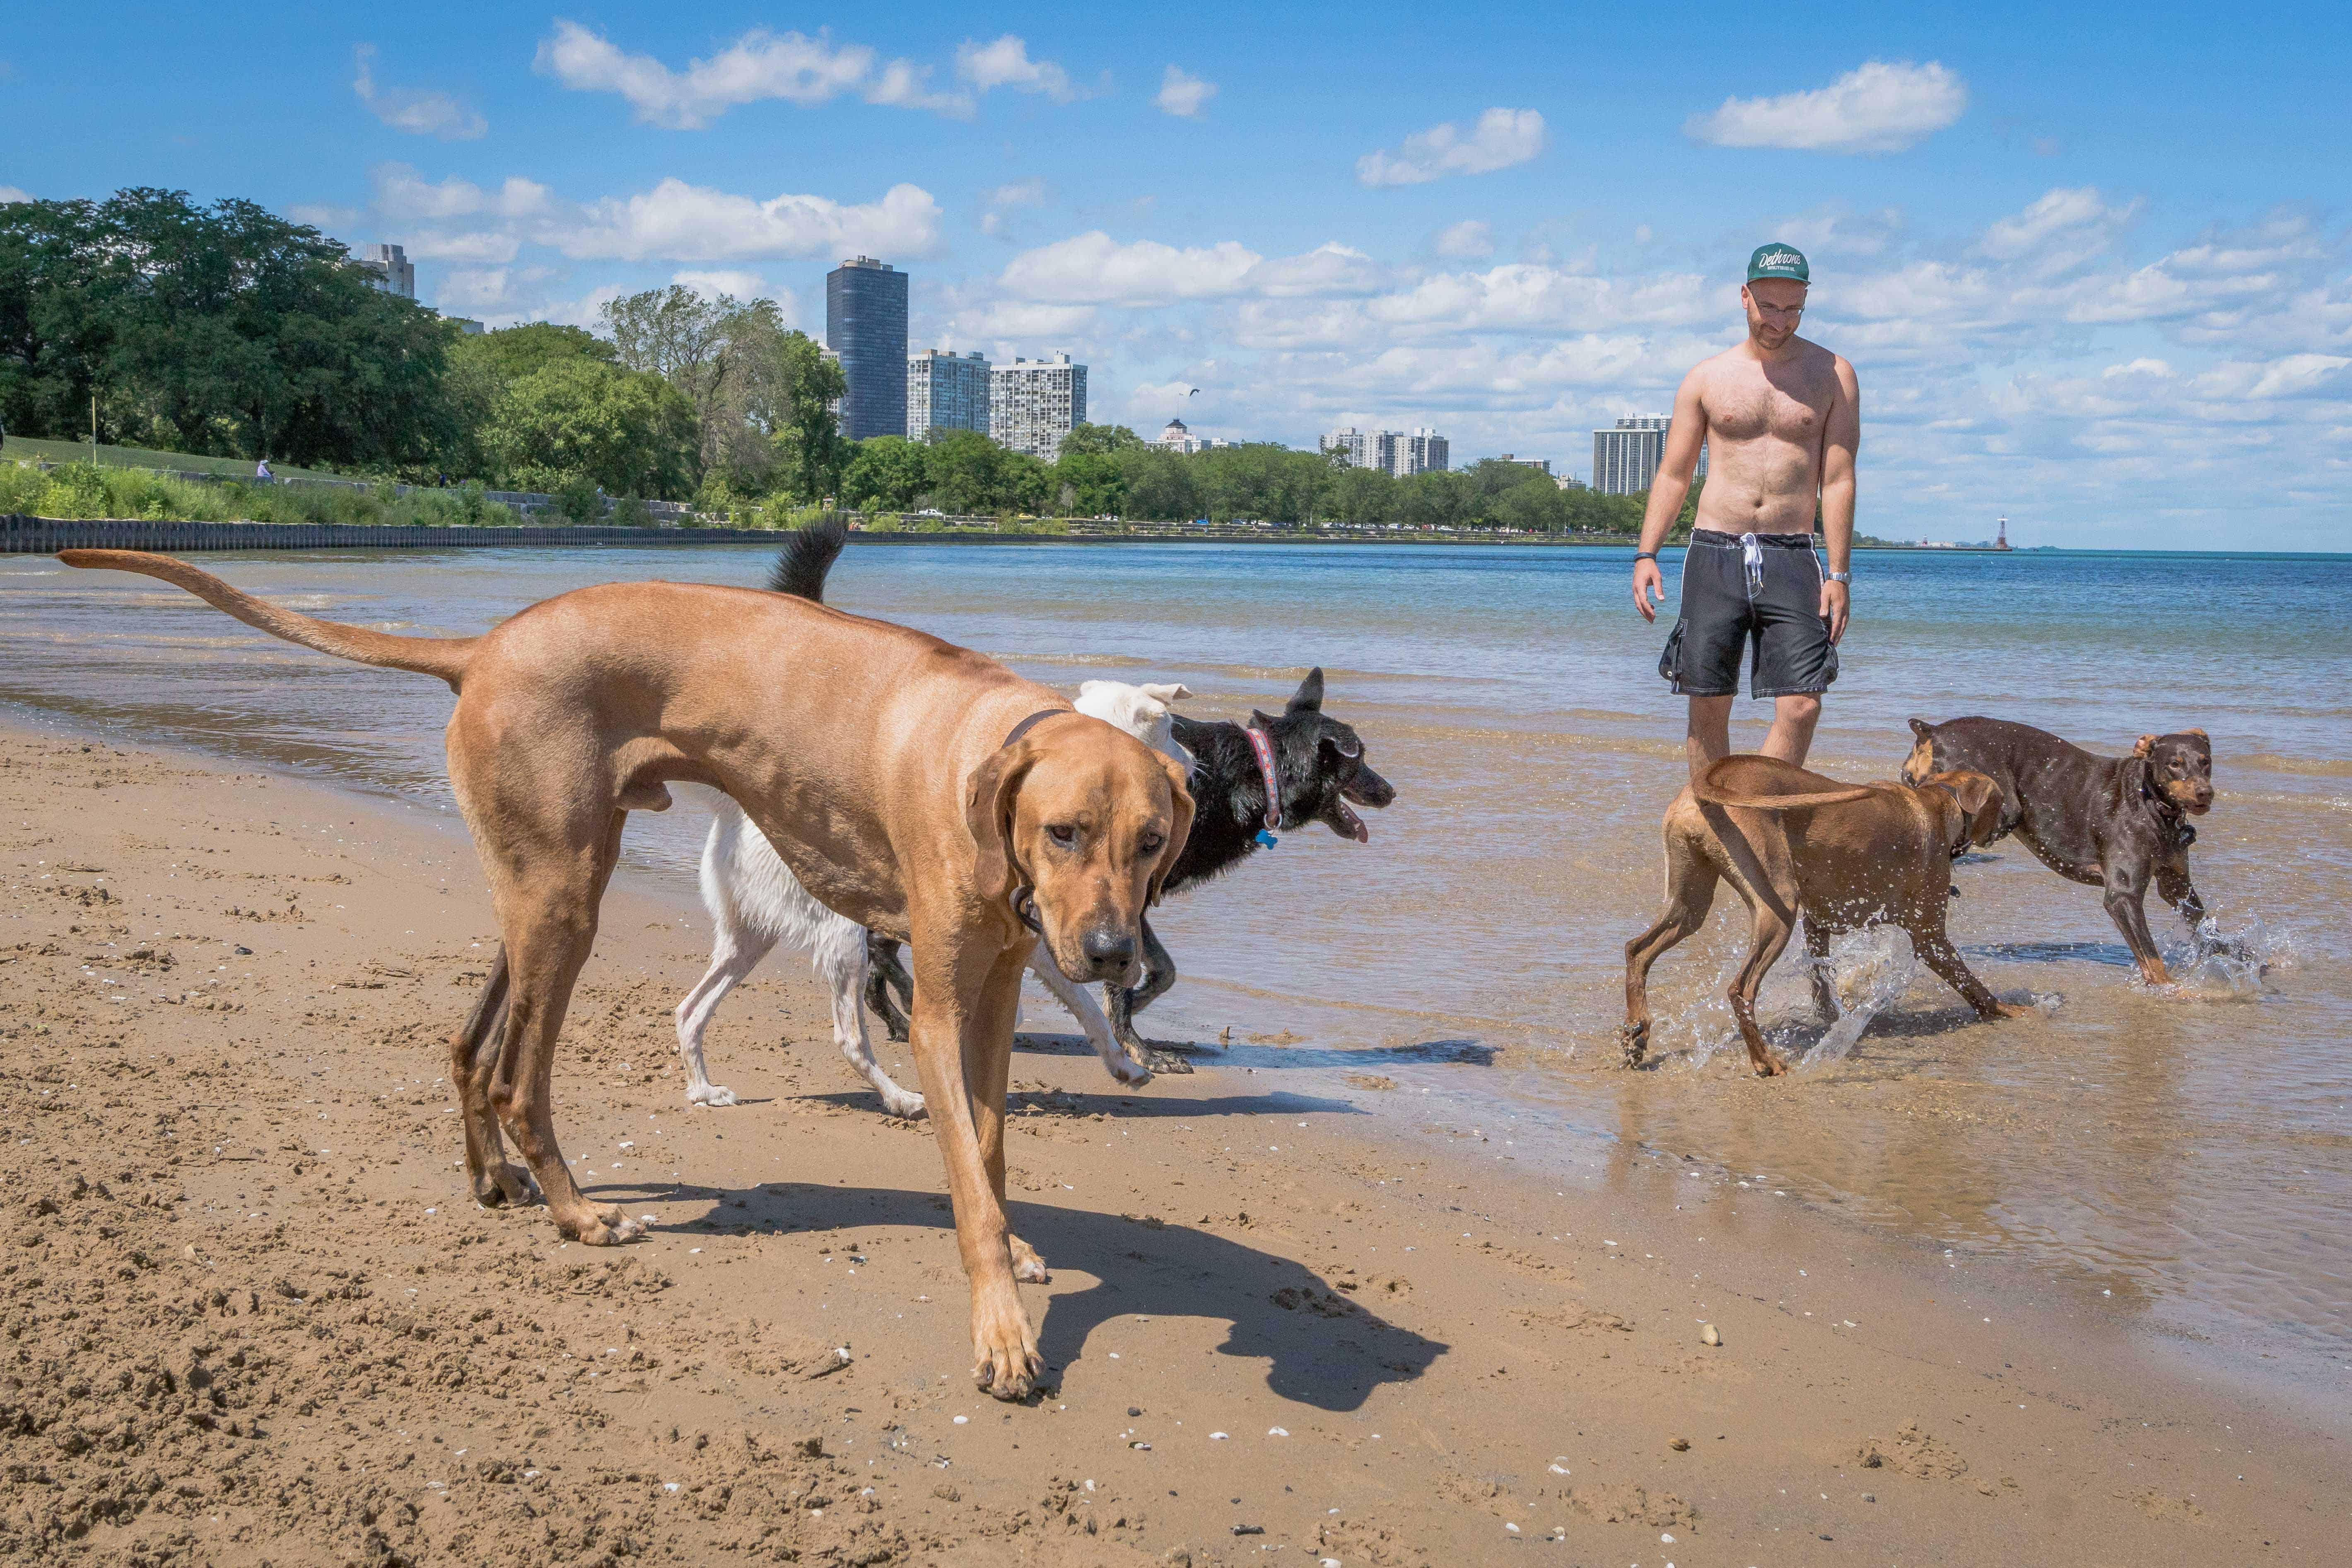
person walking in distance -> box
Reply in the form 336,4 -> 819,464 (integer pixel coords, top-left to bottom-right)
1631,243 -> 1858,779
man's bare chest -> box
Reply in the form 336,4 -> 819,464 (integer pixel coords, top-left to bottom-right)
1705,369 -> 1835,445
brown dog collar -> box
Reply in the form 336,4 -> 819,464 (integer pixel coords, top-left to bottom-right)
1002,707 -> 1069,748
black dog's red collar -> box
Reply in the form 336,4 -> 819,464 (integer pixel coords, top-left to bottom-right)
1243,723 -> 1281,830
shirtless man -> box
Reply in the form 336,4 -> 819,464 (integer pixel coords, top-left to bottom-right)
1631,243 -> 1859,778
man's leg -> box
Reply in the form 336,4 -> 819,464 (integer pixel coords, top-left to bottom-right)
1760,694 -> 1821,768
1686,695 -> 1733,782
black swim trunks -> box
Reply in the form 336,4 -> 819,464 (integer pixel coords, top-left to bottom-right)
1657,528 -> 1839,699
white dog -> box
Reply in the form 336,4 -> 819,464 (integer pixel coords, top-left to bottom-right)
672,680 -> 1194,1114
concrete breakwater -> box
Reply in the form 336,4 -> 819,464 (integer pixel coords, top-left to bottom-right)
0,515 -> 793,552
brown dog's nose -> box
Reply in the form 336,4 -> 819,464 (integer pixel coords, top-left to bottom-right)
1080,928 -> 1136,970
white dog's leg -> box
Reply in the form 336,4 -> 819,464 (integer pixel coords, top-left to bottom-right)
813,915 -> 927,1119
674,923 -> 771,1108
1027,939 -> 1151,1087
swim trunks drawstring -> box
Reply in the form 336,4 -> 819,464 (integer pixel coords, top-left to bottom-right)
1739,532 -> 1764,597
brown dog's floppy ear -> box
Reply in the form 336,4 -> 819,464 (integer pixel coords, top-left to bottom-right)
964,743 -> 1037,906
1952,771 -> 1999,818
1147,751 -> 1194,907
2185,727 -> 2208,740
1948,770 -> 2005,844
2133,734 -> 2157,758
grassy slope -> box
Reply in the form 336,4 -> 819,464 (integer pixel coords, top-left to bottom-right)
0,433 -> 353,484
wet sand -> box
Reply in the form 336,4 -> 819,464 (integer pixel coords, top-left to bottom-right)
4,721 -> 2342,1565
6,543 -> 2347,1402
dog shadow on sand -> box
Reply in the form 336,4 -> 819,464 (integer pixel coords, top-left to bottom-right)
633,1178 -> 1447,1412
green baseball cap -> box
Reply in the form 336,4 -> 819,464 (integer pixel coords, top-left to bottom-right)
1747,242 -> 1810,284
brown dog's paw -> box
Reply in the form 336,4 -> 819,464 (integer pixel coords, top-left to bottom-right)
1616,1023 -> 1648,1068
1752,1051 -> 1788,1078
474,1163 -> 539,1209
1009,1235 -> 1051,1285
568,1206 -> 646,1246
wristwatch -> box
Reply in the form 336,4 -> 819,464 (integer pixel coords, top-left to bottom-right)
1827,570 -> 1852,583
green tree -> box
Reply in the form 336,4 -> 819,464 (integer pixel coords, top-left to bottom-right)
842,435 -> 930,511
0,188 -> 457,473
482,359 -> 698,500
1053,449 -> 1127,516
1058,422 -> 1147,459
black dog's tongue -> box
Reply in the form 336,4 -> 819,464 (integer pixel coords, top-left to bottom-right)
1338,799 -> 1368,843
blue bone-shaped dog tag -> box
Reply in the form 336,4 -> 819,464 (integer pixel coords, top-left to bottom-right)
1254,829 -> 1279,849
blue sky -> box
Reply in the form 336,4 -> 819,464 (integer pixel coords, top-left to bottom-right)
4,2 -> 2348,546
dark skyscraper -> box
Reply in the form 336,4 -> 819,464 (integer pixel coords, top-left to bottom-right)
825,256 -> 909,441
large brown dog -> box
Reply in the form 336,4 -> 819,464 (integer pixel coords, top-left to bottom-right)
59,549 -> 1192,1400
1903,717 -> 2217,985
1620,754 -> 2025,1076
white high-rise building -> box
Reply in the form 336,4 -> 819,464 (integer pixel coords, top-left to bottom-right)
357,243 -> 415,299
990,353 -> 1087,461
908,350 -> 991,441
1591,414 -> 1707,495
1321,426 -> 1445,477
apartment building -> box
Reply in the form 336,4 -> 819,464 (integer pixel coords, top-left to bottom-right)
908,349 -> 990,441
990,353 -> 1088,461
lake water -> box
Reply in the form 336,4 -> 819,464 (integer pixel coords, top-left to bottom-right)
4,539 -> 2347,1405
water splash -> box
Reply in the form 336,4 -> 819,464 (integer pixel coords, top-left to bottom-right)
1801,927 -> 1923,1067
2165,914 -> 2294,999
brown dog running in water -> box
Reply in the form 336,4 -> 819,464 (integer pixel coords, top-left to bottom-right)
58,549 -> 1192,1401
1621,754 -> 2027,1076
1903,717 -> 2218,986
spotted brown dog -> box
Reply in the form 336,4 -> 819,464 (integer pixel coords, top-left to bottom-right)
1904,716 -> 2219,985
59,549 -> 1190,1400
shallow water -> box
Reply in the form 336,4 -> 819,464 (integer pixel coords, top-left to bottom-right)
3,540 -> 2347,1401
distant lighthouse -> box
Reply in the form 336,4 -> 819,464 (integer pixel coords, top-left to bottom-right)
1995,515 -> 2010,550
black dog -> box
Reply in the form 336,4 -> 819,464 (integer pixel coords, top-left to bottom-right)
1903,716 -> 2231,984
764,518 -> 1398,1056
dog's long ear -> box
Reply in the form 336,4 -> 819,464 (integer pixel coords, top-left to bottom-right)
1138,682 -> 1192,704
1287,668 -> 1324,715
1147,751 -> 1194,907
2133,734 -> 2158,757
1952,771 -> 2000,819
1908,717 -> 1934,740
964,743 -> 1038,906
1946,770 -> 2005,846
2184,727 -> 2209,741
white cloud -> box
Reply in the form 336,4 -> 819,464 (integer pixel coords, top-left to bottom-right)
955,35 -> 1077,101
1978,186 -> 2139,270
288,202 -> 359,231
1686,61 -> 1966,154
0,186 -> 31,205
401,230 -> 522,265
1004,233 -> 1262,306
2103,358 -> 2174,379
352,44 -> 487,141
999,234 -> 1380,308
1434,220 -> 1493,259
555,179 -> 942,263
1356,109 -> 1547,187
536,20 -> 967,128
979,178 -> 1050,236
1155,65 -> 1216,117
671,270 -> 771,304
372,164 -> 553,222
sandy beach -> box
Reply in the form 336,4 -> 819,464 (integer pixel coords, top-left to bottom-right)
4,717 -> 2341,1566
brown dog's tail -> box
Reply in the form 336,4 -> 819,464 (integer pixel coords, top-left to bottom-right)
58,550 -> 476,689
1691,754 -> 1877,811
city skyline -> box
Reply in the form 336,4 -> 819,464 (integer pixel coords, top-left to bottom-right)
3,3 -> 2346,545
